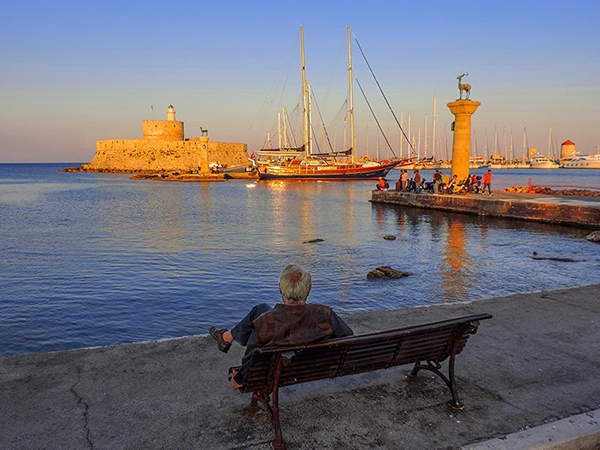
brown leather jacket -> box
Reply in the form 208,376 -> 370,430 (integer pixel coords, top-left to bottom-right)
236,303 -> 353,383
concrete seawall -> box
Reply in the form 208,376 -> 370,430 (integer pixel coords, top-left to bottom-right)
2,285 -> 600,449
371,190 -> 600,228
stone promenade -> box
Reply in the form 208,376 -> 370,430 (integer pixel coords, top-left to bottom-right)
1,284 -> 600,449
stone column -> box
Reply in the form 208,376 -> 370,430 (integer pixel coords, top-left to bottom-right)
447,100 -> 480,181
198,135 -> 210,174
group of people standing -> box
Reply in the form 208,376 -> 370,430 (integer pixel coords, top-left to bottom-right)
377,169 -> 493,196
393,169 -> 421,193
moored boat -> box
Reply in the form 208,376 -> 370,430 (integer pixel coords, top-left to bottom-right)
529,156 -> 559,169
258,158 -> 399,180
560,154 -> 600,169
511,160 -> 531,169
393,158 -> 416,170
255,27 -> 401,181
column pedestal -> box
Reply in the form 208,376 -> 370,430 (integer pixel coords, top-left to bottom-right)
198,136 -> 210,174
447,100 -> 480,182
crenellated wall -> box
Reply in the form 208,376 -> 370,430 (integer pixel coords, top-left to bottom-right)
89,138 -> 247,172
85,106 -> 248,173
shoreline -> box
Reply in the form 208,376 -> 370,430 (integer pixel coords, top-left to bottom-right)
2,283 -> 599,449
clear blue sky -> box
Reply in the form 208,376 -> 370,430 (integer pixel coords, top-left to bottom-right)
1,0 -> 599,162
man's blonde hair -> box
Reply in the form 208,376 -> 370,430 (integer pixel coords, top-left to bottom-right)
279,264 -> 312,303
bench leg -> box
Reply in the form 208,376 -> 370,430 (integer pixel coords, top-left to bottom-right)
410,355 -> 463,409
248,361 -> 287,449
270,385 -> 286,450
248,391 -> 285,449
248,392 -> 268,415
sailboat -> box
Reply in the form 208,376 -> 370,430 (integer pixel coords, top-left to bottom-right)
513,128 -> 531,169
488,126 -> 507,169
530,128 -> 559,169
256,27 -> 401,180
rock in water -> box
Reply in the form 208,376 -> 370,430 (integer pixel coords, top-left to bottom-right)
303,238 -> 324,244
367,266 -> 409,279
585,231 -> 600,242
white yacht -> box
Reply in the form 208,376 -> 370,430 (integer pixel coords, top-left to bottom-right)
529,156 -> 559,169
561,154 -> 600,169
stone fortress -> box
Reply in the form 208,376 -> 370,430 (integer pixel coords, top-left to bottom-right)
83,105 -> 248,173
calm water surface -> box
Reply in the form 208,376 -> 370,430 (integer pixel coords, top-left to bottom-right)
1,164 -> 599,357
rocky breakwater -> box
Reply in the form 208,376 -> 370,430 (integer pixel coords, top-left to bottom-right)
502,186 -> 600,198
60,165 -> 134,174
61,166 -> 229,182
131,172 -> 227,182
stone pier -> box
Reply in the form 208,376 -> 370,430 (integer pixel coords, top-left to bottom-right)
371,190 -> 600,228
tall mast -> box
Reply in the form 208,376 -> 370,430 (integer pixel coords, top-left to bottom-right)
282,107 -> 288,148
399,112 -> 403,158
277,111 -> 282,149
432,94 -> 437,160
510,129 -> 514,161
347,26 -> 355,162
307,83 -> 313,155
408,113 -> 412,156
300,27 -> 309,157
424,114 -> 428,158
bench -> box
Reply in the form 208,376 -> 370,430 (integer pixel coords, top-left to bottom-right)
228,313 -> 492,449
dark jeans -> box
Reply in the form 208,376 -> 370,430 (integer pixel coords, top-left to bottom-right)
230,303 -> 272,346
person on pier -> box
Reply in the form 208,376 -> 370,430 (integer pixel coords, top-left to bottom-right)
413,170 -> 422,194
376,177 -> 389,191
482,170 -> 493,196
401,170 -> 409,191
433,170 -> 442,194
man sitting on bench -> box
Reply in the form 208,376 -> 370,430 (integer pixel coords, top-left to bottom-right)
209,263 -> 354,389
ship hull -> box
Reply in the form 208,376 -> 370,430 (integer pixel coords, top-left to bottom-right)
257,162 -> 397,180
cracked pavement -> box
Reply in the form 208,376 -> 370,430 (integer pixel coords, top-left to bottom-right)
1,284 -> 600,449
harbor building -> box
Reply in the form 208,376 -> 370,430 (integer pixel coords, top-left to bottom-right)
561,140 -> 576,159
84,105 -> 248,173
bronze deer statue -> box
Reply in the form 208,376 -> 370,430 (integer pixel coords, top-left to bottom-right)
457,73 -> 471,100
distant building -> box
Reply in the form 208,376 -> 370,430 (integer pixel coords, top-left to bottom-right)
528,147 -> 538,158
85,105 -> 247,172
561,140 -> 576,160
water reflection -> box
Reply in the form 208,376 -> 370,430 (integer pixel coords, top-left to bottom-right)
440,220 -> 471,302
376,202 -> 593,304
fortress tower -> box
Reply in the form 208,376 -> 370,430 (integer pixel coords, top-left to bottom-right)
142,105 -> 184,141
89,105 -> 248,172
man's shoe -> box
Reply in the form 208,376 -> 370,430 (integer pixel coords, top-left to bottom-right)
210,326 -> 232,353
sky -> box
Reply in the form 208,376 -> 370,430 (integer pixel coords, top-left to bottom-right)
1,0 -> 599,163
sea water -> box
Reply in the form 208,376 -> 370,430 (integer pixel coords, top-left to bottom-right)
1,164 -> 599,357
